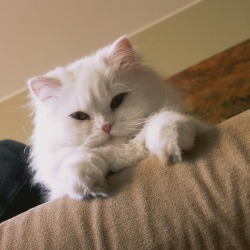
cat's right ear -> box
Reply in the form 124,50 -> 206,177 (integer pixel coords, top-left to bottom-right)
27,77 -> 62,102
106,36 -> 140,70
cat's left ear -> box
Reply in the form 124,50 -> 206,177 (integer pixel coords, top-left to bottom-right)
107,36 -> 139,70
27,76 -> 62,102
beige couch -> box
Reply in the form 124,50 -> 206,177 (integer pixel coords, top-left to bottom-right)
1,110 -> 250,249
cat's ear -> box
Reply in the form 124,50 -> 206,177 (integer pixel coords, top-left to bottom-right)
107,36 -> 139,70
27,76 -> 62,102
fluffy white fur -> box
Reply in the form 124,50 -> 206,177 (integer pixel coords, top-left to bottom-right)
27,37 -> 208,201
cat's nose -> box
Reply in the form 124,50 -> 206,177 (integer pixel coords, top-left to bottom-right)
101,123 -> 112,133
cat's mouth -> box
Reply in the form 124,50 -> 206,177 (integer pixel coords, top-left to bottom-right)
102,133 -> 121,147
84,133 -> 116,148
84,131 -> 130,149
104,134 -> 115,145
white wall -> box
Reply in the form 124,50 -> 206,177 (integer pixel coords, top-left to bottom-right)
132,0 -> 250,77
1,0 -> 250,143
0,0 -> 199,102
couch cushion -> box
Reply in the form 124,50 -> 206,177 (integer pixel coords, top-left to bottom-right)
1,110 -> 250,249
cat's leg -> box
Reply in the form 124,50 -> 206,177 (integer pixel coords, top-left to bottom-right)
85,111 -> 208,175
93,134 -> 150,173
57,151 -> 109,200
144,110 -> 209,164
52,139 -> 148,201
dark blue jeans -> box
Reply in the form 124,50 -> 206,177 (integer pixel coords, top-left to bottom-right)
0,140 -> 43,222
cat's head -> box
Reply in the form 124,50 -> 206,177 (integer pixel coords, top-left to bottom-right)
28,37 -> 167,148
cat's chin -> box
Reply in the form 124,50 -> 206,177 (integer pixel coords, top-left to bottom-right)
84,133 -> 130,149
104,134 -> 127,146
84,133 -> 114,148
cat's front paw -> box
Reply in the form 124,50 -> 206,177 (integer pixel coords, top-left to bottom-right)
145,112 -> 196,164
60,152 -> 109,200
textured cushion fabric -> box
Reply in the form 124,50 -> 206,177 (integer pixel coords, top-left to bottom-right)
1,110 -> 250,249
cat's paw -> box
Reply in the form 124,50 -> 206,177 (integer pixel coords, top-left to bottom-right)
145,112 -> 196,164
60,152 -> 109,200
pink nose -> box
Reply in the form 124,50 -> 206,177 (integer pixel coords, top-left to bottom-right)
101,123 -> 112,133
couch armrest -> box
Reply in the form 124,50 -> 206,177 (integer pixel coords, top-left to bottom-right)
1,110 -> 250,249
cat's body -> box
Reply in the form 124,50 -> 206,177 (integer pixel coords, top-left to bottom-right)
28,37 -> 208,201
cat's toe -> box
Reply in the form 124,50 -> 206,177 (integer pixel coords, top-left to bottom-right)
68,181 -> 109,200
167,143 -> 182,163
88,181 -> 110,198
82,184 -> 109,199
157,143 -> 182,165
170,151 -> 182,164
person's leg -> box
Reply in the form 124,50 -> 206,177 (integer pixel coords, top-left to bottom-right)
0,140 -> 43,222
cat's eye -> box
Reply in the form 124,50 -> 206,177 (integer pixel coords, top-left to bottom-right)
70,112 -> 90,121
111,92 -> 127,110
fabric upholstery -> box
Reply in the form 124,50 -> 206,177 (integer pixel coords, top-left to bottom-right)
1,110 -> 250,249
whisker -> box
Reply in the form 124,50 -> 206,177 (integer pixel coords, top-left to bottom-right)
126,109 -> 144,120
126,127 -> 142,131
123,118 -> 145,124
128,119 -> 146,126
121,121 -> 145,131
115,82 -> 133,93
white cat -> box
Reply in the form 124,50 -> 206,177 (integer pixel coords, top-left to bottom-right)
27,36 -> 208,201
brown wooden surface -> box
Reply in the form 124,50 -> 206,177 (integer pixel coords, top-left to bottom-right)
166,39 -> 250,124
